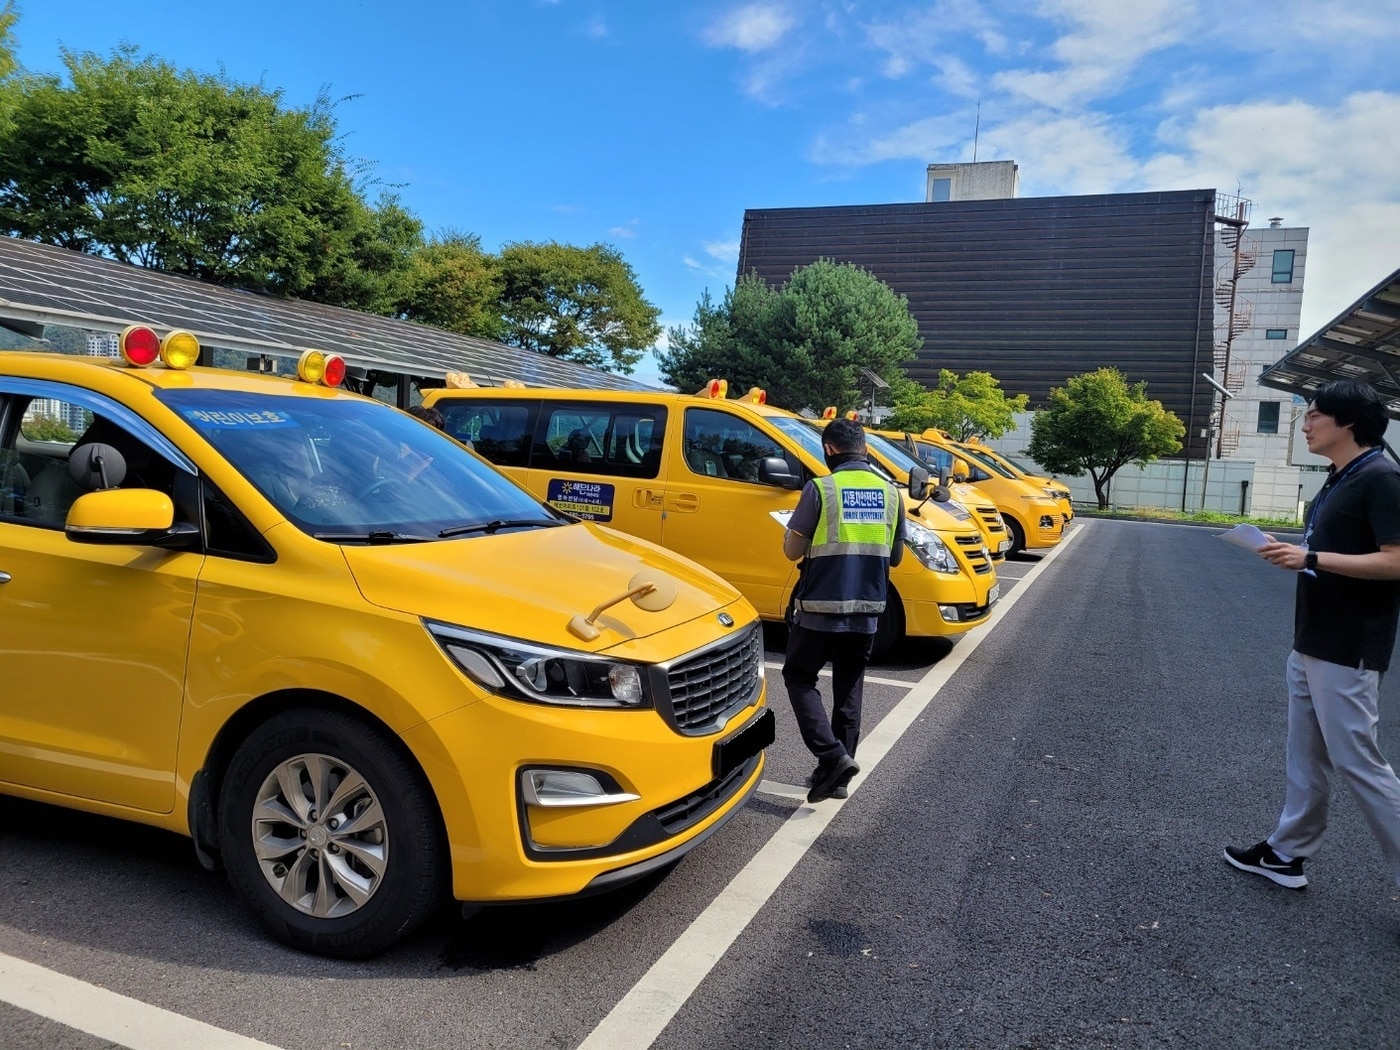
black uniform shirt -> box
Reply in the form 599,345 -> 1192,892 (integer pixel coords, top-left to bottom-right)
1295,450 -> 1400,670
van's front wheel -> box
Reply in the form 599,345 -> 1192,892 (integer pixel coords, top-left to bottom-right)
218,709 -> 446,959
871,595 -> 904,662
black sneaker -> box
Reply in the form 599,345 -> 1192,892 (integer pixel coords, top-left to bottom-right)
804,772 -> 852,799
807,755 -> 858,803
1223,840 -> 1308,890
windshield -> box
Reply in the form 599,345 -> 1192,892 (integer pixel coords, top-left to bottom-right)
160,389 -> 561,540
774,416 -> 898,484
958,445 -> 1017,478
997,451 -> 1041,476
864,432 -> 925,478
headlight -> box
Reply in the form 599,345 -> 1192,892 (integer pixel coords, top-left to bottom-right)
904,520 -> 960,574
426,621 -> 650,708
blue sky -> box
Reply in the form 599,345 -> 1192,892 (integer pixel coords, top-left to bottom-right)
11,1 -> 1400,385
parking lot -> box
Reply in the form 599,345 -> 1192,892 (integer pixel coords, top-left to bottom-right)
3,517 -> 1398,1050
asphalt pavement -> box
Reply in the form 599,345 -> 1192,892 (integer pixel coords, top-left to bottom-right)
2,518 -> 1397,1049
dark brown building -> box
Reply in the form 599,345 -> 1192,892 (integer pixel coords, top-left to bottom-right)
736,189 -> 1217,452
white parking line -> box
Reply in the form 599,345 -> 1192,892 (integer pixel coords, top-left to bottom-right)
0,951 -> 284,1050
578,525 -> 1085,1050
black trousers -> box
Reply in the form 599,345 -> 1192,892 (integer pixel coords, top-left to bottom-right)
782,624 -> 874,764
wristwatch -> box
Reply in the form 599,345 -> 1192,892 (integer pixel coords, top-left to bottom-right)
1304,551 -> 1318,572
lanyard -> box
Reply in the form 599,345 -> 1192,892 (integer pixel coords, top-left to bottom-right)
1303,447 -> 1383,546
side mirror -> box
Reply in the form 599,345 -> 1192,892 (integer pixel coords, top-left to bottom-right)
951,458 -> 971,484
757,456 -> 803,490
934,466 -> 952,503
907,464 -> 930,502
66,488 -> 200,549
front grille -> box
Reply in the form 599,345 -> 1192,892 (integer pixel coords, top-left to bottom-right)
953,532 -> 993,575
663,624 -> 762,733
975,505 -> 1006,536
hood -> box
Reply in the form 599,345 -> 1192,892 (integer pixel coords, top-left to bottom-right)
341,523 -> 749,652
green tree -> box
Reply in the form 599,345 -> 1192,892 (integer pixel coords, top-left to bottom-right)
495,241 -> 660,374
0,2 -> 17,82
396,232 -> 504,339
658,259 -> 921,413
22,414 -> 78,442
887,369 -> 1029,439
1027,367 -> 1184,509
0,46 -> 419,310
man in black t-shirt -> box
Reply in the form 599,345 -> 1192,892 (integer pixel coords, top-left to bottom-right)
1225,379 -> 1400,891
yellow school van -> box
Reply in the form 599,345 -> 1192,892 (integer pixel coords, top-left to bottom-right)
906,430 -> 1064,556
866,428 -> 1012,562
958,437 -> 1074,524
0,334 -> 771,958
426,384 -> 999,656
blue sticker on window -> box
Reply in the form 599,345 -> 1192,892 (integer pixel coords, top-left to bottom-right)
547,478 -> 614,522
840,487 -> 886,523
180,408 -> 298,429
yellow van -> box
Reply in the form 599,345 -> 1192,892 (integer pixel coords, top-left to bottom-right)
0,333 -> 770,958
908,430 -> 1063,555
425,384 -> 999,656
867,428 -> 1011,562
958,438 -> 1074,525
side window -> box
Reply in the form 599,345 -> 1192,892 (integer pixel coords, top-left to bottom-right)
682,408 -> 784,484
538,405 -> 616,476
3,397 -> 175,527
436,400 -> 537,467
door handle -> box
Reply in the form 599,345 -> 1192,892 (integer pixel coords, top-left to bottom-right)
632,488 -> 664,509
0,571 -> 10,584
665,492 -> 700,513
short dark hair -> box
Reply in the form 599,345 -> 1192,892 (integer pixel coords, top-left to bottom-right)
1311,379 -> 1388,447
407,405 -> 445,430
823,417 -> 867,454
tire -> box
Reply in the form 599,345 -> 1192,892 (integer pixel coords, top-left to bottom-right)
218,708 -> 446,959
1004,515 -> 1026,557
871,593 -> 905,662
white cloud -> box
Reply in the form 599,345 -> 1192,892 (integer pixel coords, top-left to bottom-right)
610,218 -> 641,239
703,4 -> 796,52
703,239 -> 740,264
584,16 -> 608,40
1139,92 -> 1400,332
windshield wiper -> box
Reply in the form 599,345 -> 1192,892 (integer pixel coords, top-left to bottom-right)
312,530 -> 434,545
438,518 -> 566,539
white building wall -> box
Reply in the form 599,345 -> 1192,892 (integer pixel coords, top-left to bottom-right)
924,161 -> 1018,202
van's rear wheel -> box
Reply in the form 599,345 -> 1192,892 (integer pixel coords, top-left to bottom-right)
871,595 -> 904,662
218,708 -> 446,959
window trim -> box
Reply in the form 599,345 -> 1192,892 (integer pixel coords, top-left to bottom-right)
1271,249 -> 1295,284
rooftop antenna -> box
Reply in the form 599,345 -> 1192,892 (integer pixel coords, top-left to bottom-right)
972,99 -> 981,162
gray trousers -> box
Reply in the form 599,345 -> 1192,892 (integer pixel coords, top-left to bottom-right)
1269,650 -> 1400,885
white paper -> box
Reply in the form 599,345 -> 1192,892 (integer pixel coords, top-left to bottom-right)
1220,523 -> 1316,575
1220,523 -> 1270,551
770,509 -> 794,527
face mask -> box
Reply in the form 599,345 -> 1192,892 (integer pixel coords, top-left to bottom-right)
825,449 -> 861,470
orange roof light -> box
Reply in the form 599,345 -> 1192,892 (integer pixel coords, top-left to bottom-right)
699,378 -> 728,399
820,407 -> 837,419
297,349 -> 346,387
742,386 -> 767,404
118,325 -> 161,367
845,411 -> 861,421
159,329 -> 200,370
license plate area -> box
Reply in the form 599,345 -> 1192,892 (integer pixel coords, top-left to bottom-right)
713,708 -> 775,779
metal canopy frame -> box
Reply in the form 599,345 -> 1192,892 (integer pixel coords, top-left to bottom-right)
1259,267 -> 1400,418
0,237 -> 657,397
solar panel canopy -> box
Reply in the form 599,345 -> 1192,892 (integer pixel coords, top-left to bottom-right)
0,237 -> 660,394
1259,267 -> 1400,419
